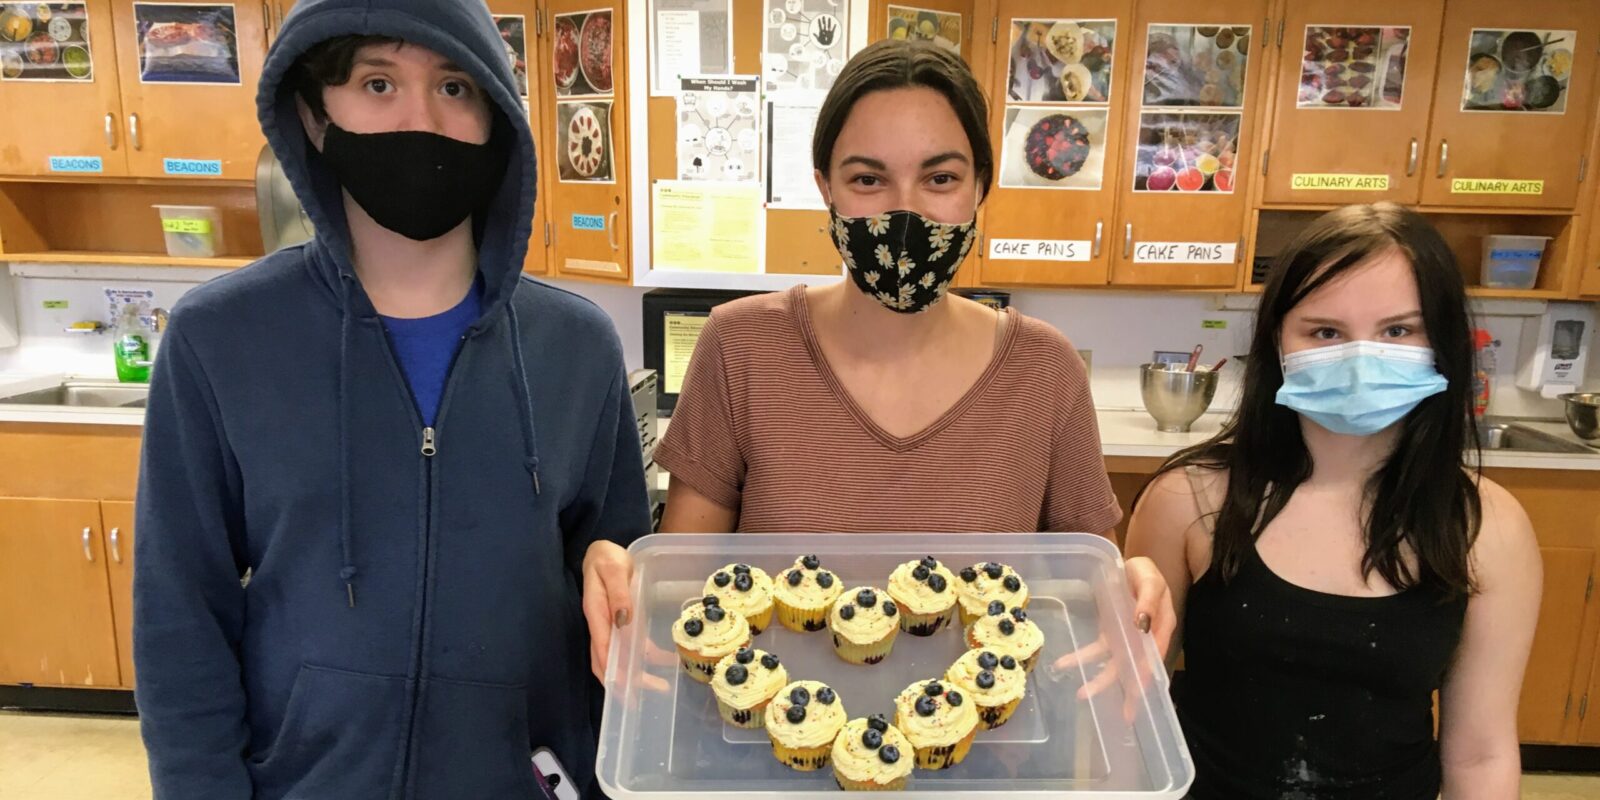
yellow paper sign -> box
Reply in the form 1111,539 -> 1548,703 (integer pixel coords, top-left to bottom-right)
161,218 -> 212,234
652,182 -> 762,274
1290,173 -> 1390,191
1450,178 -> 1545,195
663,312 -> 709,395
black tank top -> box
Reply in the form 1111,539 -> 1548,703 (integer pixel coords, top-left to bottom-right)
1174,477 -> 1468,800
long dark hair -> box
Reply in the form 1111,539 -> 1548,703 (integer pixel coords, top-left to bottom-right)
1143,203 -> 1481,597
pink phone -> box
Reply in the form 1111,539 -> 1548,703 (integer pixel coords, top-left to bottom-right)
532,747 -> 579,800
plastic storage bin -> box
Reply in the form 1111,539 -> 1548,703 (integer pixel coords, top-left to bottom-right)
154,204 -> 225,258
1480,234 -> 1550,290
597,532 -> 1193,798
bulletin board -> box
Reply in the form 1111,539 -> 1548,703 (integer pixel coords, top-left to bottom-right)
633,0 -> 978,283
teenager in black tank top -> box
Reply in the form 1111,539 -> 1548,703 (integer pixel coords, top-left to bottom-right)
1125,204 -> 1541,800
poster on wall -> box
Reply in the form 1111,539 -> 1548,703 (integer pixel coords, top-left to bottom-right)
997,107 -> 1106,190
492,15 -> 528,98
1297,25 -> 1410,110
765,90 -> 827,209
133,3 -> 239,84
557,100 -> 615,183
762,0 -> 847,93
885,5 -> 959,55
0,2 -> 94,81
1142,24 -> 1249,107
650,0 -> 732,96
1461,28 -> 1575,113
1005,19 -> 1115,103
677,75 -> 760,181
1132,112 -> 1240,193
553,9 -> 613,97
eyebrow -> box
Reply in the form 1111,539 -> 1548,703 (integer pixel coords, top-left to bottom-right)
353,56 -> 470,75
1300,311 -> 1423,326
839,151 -> 971,171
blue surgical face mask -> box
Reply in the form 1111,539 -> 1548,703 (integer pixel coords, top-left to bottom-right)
1275,341 -> 1448,436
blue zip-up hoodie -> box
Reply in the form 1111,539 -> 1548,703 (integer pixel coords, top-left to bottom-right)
132,1 -> 651,797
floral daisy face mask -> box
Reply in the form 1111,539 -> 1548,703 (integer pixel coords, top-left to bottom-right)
826,208 -> 978,314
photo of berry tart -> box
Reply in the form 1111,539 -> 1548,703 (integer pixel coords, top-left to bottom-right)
1022,113 -> 1091,180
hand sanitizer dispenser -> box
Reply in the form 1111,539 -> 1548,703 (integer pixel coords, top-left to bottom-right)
1516,302 -> 1593,399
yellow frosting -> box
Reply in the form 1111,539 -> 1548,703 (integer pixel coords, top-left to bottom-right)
945,648 -> 1026,706
954,562 -> 1030,618
765,680 -> 848,749
831,718 -> 914,785
671,602 -> 750,658
703,564 -> 775,619
968,609 -> 1045,659
711,648 -> 789,710
893,679 -> 978,748
886,560 -> 958,615
828,586 -> 898,645
771,556 -> 845,611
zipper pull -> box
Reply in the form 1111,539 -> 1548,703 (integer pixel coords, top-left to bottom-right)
421,427 -> 437,457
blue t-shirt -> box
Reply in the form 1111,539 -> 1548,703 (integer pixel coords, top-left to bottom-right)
380,279 -> 483,427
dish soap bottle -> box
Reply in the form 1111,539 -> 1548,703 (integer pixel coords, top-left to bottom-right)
1471,328 -> 1496,418
113,305 -> 152,383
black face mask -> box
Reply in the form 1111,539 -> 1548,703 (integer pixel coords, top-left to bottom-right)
828,208 -> 977,314
318,122 -> 509,241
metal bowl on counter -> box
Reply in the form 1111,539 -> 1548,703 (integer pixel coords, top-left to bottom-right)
1559,393 -> 1600,441
1140,363 -> 1219,433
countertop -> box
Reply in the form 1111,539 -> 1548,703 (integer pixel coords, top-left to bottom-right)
3,373 -> 1597,471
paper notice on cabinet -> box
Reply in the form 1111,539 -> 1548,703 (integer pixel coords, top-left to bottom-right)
651,0 -> 732,95
663,311 -> 709,394
765,91 -> 827,209
652,181 -> 763,273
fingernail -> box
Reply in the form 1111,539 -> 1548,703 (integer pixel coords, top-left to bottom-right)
1136,613 -> 1152,634
614,608 -> 630,628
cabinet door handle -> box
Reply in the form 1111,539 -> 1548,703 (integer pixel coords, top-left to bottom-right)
261,0 -> 272,45
110,527 -> 122,564
1436,140 -> 1448,178
82,527 -> 94,562
1123,223 -> 1133,259
1406,138 -> 1418,177
104,113 -> 116,149
1092,220 -> 1103,258
128,113 -> 142,151
607,212 -> 619,251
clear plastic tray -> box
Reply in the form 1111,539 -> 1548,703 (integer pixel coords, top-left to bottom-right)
597,533 -> 1193,798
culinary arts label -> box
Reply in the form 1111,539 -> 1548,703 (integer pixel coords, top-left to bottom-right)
1291,173 -> 1390,191
1450,178 -> 1544,195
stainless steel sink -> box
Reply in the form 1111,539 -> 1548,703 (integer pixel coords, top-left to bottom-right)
0,381 -> 149,408
1480,421 -> 1596,454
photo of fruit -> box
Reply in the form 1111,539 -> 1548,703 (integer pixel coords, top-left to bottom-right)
998,106 -> 1107,190
1297,25 -> 1410,110
1006,18 -> 1115,104
1133,112 -> 1240,194
1143,24 -> 1249,108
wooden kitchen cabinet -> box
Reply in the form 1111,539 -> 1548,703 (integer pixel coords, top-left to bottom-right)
541,0 -> 631,282
1419,0 -> 1600,211
101,500 -> 136,689
975,0 -> 1135,287
484,0 -> 554,276
1109,0 -> 1269,288
1259,0 -> 1446,206
0,497 -> 122,688
1520,547 -> 1596,742
0,0 -> 131,177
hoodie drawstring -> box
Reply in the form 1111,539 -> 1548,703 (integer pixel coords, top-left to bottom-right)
505,300 -> 542,496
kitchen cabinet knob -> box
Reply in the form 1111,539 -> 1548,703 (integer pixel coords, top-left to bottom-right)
1092,220 -> 1103,258
607,212 -> 619,251
104,113 -> 116,149
110,527 -> 122,564
1406,138 -> 1418,177
128,114 -> 142,151
82,527 -> 93,562
1123,223 -> 1133,259
1436,140 -> 1449,179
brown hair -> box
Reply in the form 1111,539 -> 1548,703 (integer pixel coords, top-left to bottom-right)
812,39 -> 993,198
286,34 -> 404,120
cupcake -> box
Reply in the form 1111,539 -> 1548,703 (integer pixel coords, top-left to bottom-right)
711,647 -> 788,728
886,556 -> 958,636
954,561 -> 1030,627
945,648 -> 1027,730
831,714 -> 913,791
705,563 -> 776,634
765,680 -> 848,771
829,587 -> 901,665
671,595 -> 752,684
772,554 -> 845,633
965,603 -> 1045,672
893,678 -> 978,770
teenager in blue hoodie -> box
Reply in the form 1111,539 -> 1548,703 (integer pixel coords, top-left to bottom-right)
132,1 -> 649,797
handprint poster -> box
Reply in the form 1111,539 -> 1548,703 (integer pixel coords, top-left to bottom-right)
763,0 -> 847,92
